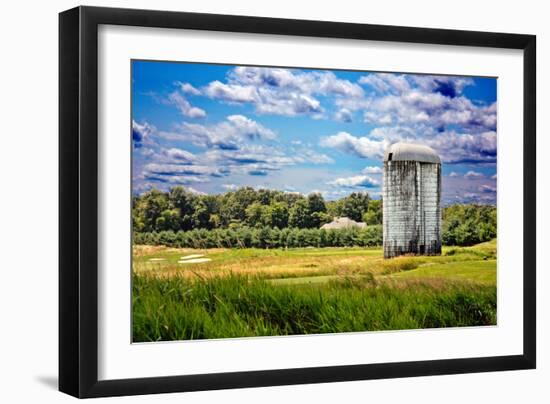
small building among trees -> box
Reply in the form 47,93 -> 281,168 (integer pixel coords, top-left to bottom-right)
320,217 -> 367,230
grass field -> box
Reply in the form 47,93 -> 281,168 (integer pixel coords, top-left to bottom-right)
132,239 -> 497,342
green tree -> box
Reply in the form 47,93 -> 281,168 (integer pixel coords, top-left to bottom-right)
264,202 -> 289,229
307,193 -> 327,227
363,199 -> 382,225
442,204 -> 496,246
192,199 -> 211,229
289,199 -> 311,228
340,192 -> 370,222
208,213 -> 221,229
156,208 -> 180,231
219,187 -> 258,226
325,199 -> 342,220
168,186 -> 196,230
311,211 -> 331,228
138,189 -> 170,231
245,202 -> 265,227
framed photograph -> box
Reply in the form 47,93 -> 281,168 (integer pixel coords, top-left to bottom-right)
59,6 -> 536,398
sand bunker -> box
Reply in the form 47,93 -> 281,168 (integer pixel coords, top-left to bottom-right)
148,258 -> 166,262
180,254 -> 205,260
178,258 -> 212,264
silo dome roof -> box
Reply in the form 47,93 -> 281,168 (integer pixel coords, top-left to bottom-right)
384,142 -> 441,164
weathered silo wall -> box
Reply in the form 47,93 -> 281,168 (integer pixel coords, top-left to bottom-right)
383,143 -> 442,259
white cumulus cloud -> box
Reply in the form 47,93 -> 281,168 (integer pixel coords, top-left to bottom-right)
328,174 -> 379,188
164,115 -> 276,150
320,132 -> 386,159
203,80 -> 258,103
176,81 -> 201,96
361,166 -> 382,174
202,66 -> 363,118
167,91 -> 206,118
334,108 -> 353,122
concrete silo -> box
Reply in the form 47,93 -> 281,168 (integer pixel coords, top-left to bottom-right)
383,142 -> 442,259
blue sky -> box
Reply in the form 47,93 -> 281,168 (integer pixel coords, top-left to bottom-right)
132,60 -> 497,205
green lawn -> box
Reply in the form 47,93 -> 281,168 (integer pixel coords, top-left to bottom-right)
389,260 -> 496,285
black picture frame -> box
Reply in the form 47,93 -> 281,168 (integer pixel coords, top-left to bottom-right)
59,5 -> 536,398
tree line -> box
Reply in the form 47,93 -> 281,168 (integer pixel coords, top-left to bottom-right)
133,186 -> 496,247
132,186 -> 381,233
442,204 -> 496,246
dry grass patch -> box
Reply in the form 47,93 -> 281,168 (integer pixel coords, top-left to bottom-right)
380,256 -> 420,274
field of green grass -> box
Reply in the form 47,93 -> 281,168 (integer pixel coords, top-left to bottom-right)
132,239 -> 496,342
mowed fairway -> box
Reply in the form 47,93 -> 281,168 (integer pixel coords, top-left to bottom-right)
132,240 -> 496,342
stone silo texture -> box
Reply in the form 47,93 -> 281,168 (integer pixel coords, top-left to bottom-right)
383,143 -> 442,259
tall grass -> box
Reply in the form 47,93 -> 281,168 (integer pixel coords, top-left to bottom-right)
132,273 -> 496,342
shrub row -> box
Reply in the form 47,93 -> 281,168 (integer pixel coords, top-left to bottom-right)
133,225 -> 383,249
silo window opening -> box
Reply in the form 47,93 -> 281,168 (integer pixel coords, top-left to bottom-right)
388,153 -> 393,161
